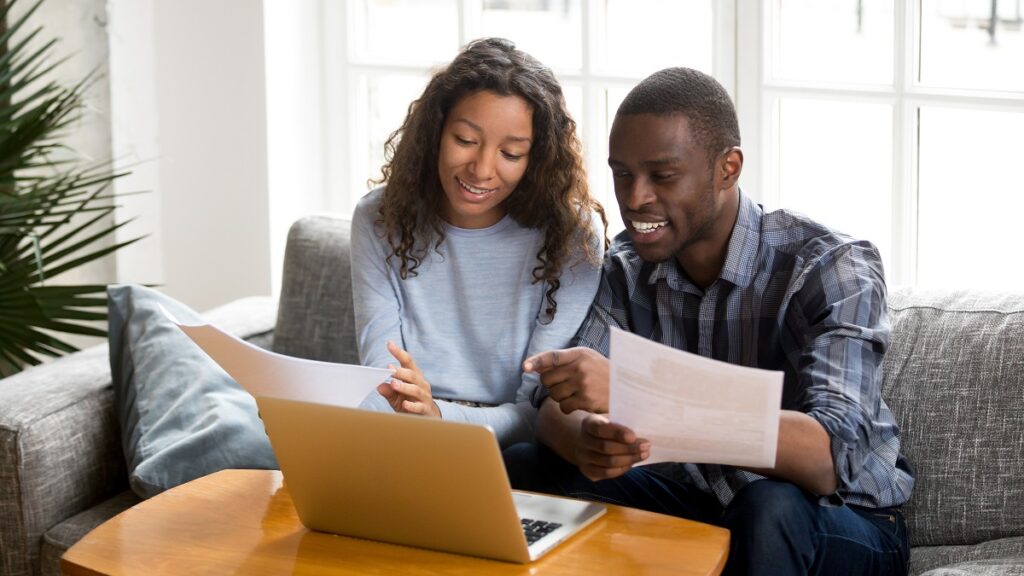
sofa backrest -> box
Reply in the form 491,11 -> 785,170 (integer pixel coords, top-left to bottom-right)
882,288 -> 1024,547
274,215 -> 1024,548
273,215 -> 360,364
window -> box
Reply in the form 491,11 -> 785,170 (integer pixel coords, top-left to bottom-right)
325,0 -> 734,236
279,0 -> 1021,291
744,0 -> 1024,288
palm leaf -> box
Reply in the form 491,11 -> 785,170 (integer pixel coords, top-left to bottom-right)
0,0 -> 145,376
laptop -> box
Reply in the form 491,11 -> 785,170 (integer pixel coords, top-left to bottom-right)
255,396 -> 606,563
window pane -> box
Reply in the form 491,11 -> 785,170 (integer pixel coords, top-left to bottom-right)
917,107 -> 1024,289
599,0 -> 713,76
776,98 -> 893,269
480,0 -> 582,71
773,0 -> 893,85
599,86 -> 631,236
353,73 -> 432,198
919,0 -> 1024,92
352,0 -> 459,64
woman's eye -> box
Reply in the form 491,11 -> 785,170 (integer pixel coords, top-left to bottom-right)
454,135 -> 474,145
502,151 -> 526,161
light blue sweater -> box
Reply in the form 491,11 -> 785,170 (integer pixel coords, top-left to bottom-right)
350,187 -> 603,447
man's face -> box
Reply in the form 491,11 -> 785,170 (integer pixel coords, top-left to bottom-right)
608,113 -> 726,265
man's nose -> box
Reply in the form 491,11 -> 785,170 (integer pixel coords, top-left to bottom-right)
619,178 -> 655,211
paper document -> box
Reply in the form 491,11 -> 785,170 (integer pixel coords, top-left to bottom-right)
162,305 -> 391,408
608,327 -> 783,468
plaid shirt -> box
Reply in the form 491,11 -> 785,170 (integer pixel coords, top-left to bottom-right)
572,192 -> 915,508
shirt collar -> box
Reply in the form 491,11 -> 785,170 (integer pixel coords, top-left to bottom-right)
646,189 -> 763,291
719,190 -> 762,288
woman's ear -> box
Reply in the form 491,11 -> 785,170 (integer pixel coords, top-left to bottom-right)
718,146 -> 743,188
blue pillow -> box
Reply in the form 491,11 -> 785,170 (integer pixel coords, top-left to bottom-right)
107,284 -> 278,498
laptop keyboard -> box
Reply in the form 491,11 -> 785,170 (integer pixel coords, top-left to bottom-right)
521,518 -> 562,545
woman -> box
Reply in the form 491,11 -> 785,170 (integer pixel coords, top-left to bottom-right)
351,37 -> 606,448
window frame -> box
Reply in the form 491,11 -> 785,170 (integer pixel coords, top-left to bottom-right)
322,0 -> 738,224
736,0 -> 1024,286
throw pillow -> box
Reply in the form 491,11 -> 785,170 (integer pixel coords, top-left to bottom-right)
108,284 -> 278,498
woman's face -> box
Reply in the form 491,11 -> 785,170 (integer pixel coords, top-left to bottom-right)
437,90 -> 533,229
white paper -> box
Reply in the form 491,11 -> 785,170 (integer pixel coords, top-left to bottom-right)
608,327 -> 782,468
162,304 -> 391,408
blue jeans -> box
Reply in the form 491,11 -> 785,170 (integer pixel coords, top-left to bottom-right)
503,442 -> 910,576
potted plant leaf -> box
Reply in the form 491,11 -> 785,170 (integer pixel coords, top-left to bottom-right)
0,0 -> 142,376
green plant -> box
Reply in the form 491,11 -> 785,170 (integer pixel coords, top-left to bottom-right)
0,0 -> 142,376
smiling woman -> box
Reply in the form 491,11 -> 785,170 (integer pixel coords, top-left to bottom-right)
348,38 -> 607,449
437,90 -> 534,229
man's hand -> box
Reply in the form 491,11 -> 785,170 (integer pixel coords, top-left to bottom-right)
378,340 -> 441,418
523,347 -> 610,414
576,414 -> 650,481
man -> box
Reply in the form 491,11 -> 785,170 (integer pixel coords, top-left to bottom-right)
504,68 -> 914,575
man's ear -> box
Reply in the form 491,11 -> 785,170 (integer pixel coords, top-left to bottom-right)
717,147 -> 743,188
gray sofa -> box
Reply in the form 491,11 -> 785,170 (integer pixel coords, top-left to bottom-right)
1,215 -> 1022,576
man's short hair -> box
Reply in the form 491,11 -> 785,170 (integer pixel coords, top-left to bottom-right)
616,67 -> 741,166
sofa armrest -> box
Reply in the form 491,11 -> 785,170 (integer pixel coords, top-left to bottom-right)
0,345 -> 124,576
0,294 -> 278,576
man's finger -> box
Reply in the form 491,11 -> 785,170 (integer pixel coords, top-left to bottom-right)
559,393 -> 606,415
523,348 -> 571,374
537,364 -> 576,389
584,436 -> 645,457
545,380 -> 576,403
580,448 -> 643,469
580,463 -> 632,482
582,415 -> 637,444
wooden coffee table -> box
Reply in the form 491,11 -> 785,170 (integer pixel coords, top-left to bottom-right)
62,469 -> 729,575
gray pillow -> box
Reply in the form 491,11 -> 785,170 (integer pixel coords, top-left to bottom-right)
108,284 -> 277,498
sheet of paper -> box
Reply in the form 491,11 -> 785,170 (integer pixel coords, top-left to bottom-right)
162,304 -> 391,408
608,327 -> 782,468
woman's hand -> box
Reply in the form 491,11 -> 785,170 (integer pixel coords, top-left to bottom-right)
377,340 -> 442,418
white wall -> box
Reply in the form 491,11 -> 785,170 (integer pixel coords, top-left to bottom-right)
108,0 -> 272,311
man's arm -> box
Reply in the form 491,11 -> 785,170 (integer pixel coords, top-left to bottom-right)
781,241 -> 894,501
528,341 -> 840,494
750,411 -> 836,496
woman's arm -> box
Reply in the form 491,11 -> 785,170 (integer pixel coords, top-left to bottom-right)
350,190 -> 405,406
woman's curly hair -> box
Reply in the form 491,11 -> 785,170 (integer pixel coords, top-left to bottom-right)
375,37 -> 607,320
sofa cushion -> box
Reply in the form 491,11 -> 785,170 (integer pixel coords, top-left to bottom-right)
273,215 -> 359,363
883,289 -> 1024,547
39,490 -> 141,576
108,285 -> 278,499
909,536 -> 1024,575
919,558 -> 1024,576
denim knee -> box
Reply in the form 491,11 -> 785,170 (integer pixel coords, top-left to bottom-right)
502,442 -> 545,490
723,479 -> 814,534
720,480 -> 818,576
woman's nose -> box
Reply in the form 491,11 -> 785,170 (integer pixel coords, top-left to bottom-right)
469,149 -> 497,181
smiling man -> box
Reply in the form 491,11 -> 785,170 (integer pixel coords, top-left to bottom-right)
504,68 -> 915,576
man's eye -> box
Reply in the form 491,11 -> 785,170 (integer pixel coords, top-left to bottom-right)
652,172 -> 676,181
